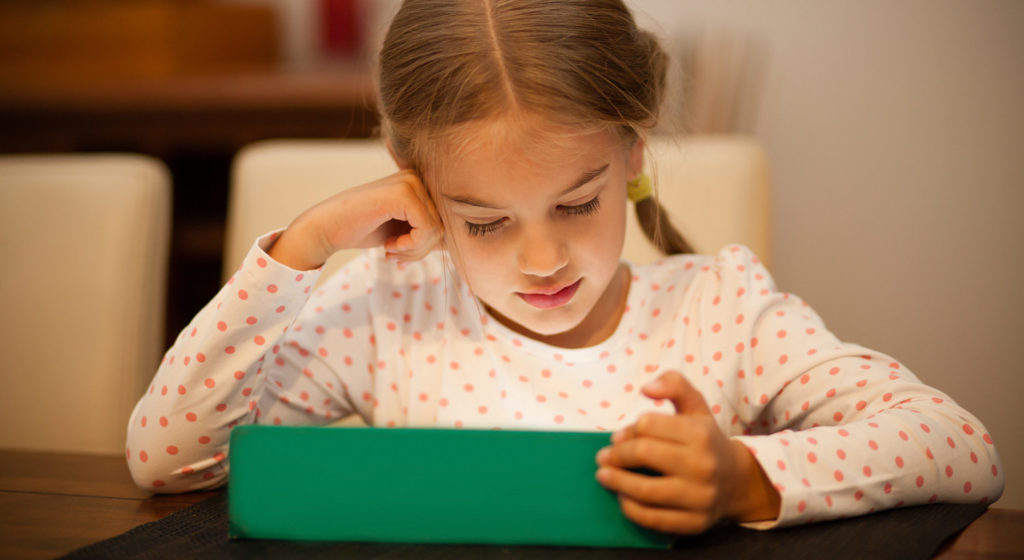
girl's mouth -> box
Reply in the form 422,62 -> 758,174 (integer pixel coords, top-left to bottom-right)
517,279 -> 582,309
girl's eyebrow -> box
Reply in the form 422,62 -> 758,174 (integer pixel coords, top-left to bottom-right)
443,163 -> 610,208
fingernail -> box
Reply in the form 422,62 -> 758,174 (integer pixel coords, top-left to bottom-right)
643,379 -> 663,392
611,429 -> 625,443
596,447 -> 610,464
596,467 -> 611,483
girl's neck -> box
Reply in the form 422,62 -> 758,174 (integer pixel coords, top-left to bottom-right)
486,263 -> 631,349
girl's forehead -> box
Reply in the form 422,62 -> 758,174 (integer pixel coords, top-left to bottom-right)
429,128 -> 625,209
430,117 -> 623,181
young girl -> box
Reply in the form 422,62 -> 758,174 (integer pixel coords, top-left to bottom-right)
127,0 -> 1002,533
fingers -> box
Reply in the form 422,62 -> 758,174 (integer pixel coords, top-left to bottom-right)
617,494 -> 717,535
596,430 -> 731,534
382,172 -> 444,262
598,434 -> 685,475
384,219 -> 442,261
596,459 -> 718,512
403,170 -> 442,223
397,170 -> 443,231
641,370 -> 711,416
614,412 -> 716,450
600,420 -> 721,481
595,383 -> 737,534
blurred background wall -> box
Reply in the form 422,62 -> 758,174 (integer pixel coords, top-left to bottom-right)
1,0 -> 1020,507
628,0 -> 1024,508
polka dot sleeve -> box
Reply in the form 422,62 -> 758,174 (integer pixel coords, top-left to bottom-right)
710,246 -> 1004,528
125,230 -> 325,493
253,249 -> 381,430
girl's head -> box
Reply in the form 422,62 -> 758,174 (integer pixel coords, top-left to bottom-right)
378,0 -> 665,169
376,0 -> 685,345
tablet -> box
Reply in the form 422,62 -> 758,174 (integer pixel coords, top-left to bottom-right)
228,425 -> 674,548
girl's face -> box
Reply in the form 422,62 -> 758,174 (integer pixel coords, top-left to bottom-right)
432,119 -> 643,347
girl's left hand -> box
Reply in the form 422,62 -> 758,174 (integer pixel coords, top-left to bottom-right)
595,371 -> 780,534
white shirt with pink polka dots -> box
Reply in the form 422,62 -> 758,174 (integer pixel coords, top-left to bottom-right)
126,231 -> 1003,528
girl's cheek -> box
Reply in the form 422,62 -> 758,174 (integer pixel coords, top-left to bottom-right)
446,233 -> 497,280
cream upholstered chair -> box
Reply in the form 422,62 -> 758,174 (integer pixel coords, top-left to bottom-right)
0,154 -> 171,454
225,136 -> 771,284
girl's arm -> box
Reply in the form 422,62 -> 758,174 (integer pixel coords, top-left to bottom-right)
127,170 -> 443,493
725,246 -> 1004,527
596,245 -> 1003,531
125,232 -> 333,492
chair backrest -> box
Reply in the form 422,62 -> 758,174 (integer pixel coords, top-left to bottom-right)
0,154 -> 171,454
226,136 -> 771,285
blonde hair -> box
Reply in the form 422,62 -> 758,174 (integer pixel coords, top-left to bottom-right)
377,0 -> 691,255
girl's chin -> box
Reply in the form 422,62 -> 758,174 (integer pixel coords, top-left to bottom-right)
518,320 -> 578,337
498,303 -> 589,338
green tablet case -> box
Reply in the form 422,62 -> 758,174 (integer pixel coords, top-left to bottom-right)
228,425 -> 674,548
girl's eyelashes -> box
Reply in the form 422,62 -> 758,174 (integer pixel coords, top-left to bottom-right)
560,195 -> 601,216
465,218 -> 506,237
463,195 -> 602,237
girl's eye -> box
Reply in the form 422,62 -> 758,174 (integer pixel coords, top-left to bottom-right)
560,196 -> 601,216
465,218 -> 506,237
463,196 -> 600,237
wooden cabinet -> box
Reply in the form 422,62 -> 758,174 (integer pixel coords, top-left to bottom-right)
0,0 -> 278,83
0,1 -> 378,347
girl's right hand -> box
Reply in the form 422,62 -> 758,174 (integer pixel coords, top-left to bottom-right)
267,170 -> 444,270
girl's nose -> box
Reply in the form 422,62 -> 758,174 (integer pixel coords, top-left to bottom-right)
517,225 -> 568,277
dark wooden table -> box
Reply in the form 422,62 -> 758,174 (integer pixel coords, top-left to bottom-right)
0,448 -> 1020,559
0,449 -> 213,559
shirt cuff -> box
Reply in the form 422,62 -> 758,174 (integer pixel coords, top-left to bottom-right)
732,433 -> 808,530
226,230 -> 325,300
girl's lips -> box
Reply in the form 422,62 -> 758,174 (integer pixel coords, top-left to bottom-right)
517,279 -> 582,309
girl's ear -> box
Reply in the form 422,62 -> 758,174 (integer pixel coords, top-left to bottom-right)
385,138 -> 413,170
627,136 -> 645,179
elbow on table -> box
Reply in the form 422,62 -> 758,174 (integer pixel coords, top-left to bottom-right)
948,413 -> 1005,505
127,451 -> 229,494
974,437 -> 1006,505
